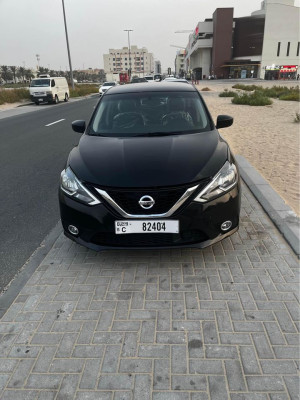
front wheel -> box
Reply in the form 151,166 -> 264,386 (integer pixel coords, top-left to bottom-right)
64,93 -> 69,102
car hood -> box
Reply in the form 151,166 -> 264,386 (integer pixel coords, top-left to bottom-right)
68,131 -> 228,188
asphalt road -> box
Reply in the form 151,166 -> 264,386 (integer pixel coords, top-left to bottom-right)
0,96 -> 99,292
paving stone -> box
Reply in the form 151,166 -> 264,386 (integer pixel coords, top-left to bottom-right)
208,376 -> 228,400
119,358 -> 152,373
154,359 -> 170,389
189,359 -> 223,374
101,345 -> 121,373
252,332 -> 274,359
50,359 -> 85,373
56,374 -> 79,400
171,375 -> 206,391
25,374 -> 63,389
240,346 -> 261,375
171,345 -> 187,374
133,374 -> 151,400
246,376 -> 285,391
206,345 -> 238,359
75,392 -> 112,400
153,393 -> 189,400
79,358 -> 102,389
224,359 -> 246,391
98,374 -> 133,390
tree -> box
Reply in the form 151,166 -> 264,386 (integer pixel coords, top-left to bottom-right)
10,66 -> 18,83
17,66 -> 26,82
38,66 -> 49,75
0,65 -> 13,82
25,69 -> 34,82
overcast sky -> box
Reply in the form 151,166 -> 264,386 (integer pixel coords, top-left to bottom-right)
0,0 -> 299,72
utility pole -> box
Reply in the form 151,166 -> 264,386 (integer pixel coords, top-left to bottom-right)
124,29 -> 133,79
62,0 -> 75,89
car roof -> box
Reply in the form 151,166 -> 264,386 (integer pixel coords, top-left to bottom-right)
106,82 -> 197,95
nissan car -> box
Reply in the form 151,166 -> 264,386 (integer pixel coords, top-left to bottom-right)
59,82 -> 240,250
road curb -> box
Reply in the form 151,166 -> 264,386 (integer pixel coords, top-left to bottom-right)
236,155 -> 300,257
0,222 -> 63,318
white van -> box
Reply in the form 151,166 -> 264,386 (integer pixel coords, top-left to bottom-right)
30,75 -> 69,105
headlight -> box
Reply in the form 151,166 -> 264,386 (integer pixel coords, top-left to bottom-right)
194,161 -> 238,203
60,167 -> 101,205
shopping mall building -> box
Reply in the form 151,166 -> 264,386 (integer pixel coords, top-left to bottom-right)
184,0 -> 299,80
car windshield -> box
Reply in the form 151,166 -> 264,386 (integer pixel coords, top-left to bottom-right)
89,91 -> 211,137
30,79 -> 50,87
103,82 -> 115,86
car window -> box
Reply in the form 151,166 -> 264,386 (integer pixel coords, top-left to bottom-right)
30,79 -> 50,87
103,82 -> 115,86
89,92 -> 211,137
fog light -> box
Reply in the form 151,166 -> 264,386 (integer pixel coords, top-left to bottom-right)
68,225 -> 79,235
221,221 -> 232,231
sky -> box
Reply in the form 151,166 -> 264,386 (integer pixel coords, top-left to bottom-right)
0,0 -> 299,73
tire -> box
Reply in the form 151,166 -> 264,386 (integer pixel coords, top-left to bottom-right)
54,95 -> 59,104
64,93 -> 69,102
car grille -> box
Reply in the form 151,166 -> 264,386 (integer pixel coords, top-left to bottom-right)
93,179 -> 210,216
91,230 -> 208,247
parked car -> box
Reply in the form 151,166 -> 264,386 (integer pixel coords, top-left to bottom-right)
99,81 -> 117,96
131,77 -> 148,84
59,82 -> 240,251
164,77 -> 189,83
29,75 -> 69,104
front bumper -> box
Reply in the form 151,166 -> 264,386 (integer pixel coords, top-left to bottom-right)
30,94 -> 53,103
59,184 -> 241,251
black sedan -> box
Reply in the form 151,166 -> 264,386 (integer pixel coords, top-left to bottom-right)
59,82 -> 240,250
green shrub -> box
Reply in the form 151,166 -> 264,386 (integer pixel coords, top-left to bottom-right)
232,91 -> 272,106
294,112 -> 300,123
232,84 -> 260,91
69,84 -> 98,98
219,89 -> 236,97
201,87 -> 211,91
0,88 -> 30,105
231,84 -> 300,102
278,91 -> 300,102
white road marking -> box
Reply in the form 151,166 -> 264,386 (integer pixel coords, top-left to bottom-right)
45,119 -> 65,127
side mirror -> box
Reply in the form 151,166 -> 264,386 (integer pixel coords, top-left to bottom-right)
72,120 -> 86,133
216,115 -> 233,129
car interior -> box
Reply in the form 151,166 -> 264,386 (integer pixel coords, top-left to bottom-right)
92,92 -> 209,136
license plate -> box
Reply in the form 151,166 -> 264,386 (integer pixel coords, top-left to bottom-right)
38,98 -> 43,102
115,220 -> 179,234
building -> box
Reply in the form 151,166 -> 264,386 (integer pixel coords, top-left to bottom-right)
103,46 -> 155,77
175,50 -> 186,77
184,0 -> 299,80
155,60 -> 162,74
261,0 -> 299,79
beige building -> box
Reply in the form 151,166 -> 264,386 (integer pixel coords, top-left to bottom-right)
175,50 -> 186,77
103,46 -> 154,76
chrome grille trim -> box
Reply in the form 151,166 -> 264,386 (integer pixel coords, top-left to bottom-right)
95,185 -> 199,219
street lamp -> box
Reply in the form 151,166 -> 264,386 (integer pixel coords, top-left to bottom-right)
124,29 -> 133,78
62,0 -> 75,89
36,54 -> 40,71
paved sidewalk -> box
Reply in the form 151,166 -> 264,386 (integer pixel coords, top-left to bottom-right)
0,183 -> 299,400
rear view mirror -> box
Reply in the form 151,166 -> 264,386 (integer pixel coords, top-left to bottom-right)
72,120 -> 86,133
216,115 -> 233,129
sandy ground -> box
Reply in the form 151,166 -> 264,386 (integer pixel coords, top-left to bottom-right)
197,81 -> 300,215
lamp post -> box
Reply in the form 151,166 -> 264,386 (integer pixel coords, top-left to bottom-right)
62,0 -> 75,89
36,54 -> 40,71
124,29 -> 133,79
